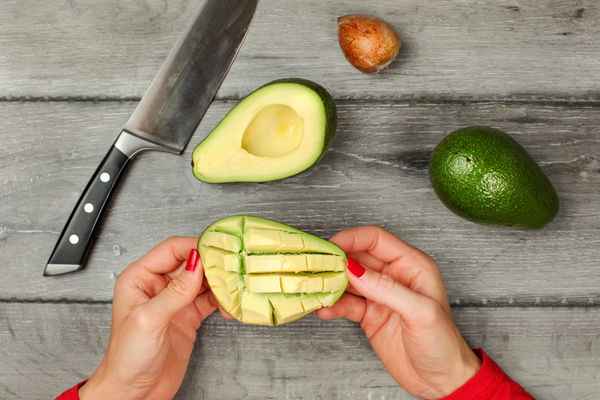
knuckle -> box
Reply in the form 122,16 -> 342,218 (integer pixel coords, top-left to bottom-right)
167,277 -> 188,297
419,298 -> 443,327
167,235 -> 181,241
129,309 -> 154,330
163,235 -> 181,246
375,273 -> 398,294
114,269 -> 130,290
423,254 -> 439,270
421,260 -> 439,276
366,225 -> 387,237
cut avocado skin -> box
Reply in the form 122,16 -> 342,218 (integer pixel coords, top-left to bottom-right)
198,216 -> 348,326
429,126 -> 559,230
191,78 -> 337,183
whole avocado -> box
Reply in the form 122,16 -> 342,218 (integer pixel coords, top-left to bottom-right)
429,126 -> 559,229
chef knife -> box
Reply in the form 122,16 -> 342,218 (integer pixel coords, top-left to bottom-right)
44,0 -> 258,276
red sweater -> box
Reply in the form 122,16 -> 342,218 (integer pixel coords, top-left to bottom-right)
55,349 -> 533,400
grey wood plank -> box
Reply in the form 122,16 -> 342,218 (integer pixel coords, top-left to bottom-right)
1,100 -> 599,302
0,0 -> 599,100
1,303 -> 599,399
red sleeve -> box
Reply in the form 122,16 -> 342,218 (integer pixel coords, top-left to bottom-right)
55,380 -> 87,400
442,349 -> 534,400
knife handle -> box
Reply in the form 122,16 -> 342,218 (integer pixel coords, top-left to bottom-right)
45,131 -> 165,276
45,143 -> 130,275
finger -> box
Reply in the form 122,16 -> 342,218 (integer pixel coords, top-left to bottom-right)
316,293 -> 366,323
141,249 -> 204,323
335,228 -> 449,312
345,283 -> 361,297
346,258 -> 435,326
331,226 -> 421,264
218,306 -> 234,320
132,236 -> 198,275
165,267 -> 210,294
193,291 -> 217,322
347,251 -> 386,272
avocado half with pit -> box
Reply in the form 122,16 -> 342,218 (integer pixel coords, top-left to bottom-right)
198,216 -> 348,326
192,79 -> 336,183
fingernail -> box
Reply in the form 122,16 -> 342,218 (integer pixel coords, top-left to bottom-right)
347,258 -> 365,278
185,249 -> 200,272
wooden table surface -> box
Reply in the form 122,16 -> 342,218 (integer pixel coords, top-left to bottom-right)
1,1 -> 599,398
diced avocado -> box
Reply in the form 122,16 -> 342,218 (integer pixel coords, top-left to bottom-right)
192,79 -> 337,183
301,294 -> 323,311
302,235 -> 335,253
245,274 -> 347,294
200,247 -> 241,272
241,293 -> 273,326
198,216 -> 348,326
212,287 -> 241,317
213,216 -> 244,235
245,274 -> 282,293
244,254 -> 344,273
270,295 -> 307,325
317,291 -> 344,307
245,254 -> 307,273
201,231 -> 242,253
280,275 -> 323,293
322,273 -> 347,292
204,268 -> 239,293
430,126 -> 559,229
243,229 -> 305,252
227,304 -> 242,320
306,254 -> 346,272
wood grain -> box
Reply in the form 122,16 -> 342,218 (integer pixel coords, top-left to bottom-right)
1,303 -> 599,399
2,1 -> 599,398
0,0 -> 599,100
1,100 -> 598,302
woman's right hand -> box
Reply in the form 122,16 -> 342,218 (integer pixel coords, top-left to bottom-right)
316,226 -> 481,399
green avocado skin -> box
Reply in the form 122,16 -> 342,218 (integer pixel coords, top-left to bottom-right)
429,126 -> 559,230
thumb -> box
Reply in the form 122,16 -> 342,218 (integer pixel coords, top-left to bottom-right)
142,249 -> 204,323
346,258 -> 433,323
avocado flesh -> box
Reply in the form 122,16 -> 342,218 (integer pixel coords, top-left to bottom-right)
192,79 -> 336,183
198,216 -> 348,325
429,126 -> 559,229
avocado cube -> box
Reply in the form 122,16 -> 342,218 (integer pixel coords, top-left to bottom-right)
244,275 -> 282,293
241,293 -> 273,325
202,231 -> 242,253
270,295 -> 306,325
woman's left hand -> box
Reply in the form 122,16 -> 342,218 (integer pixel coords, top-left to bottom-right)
79,236 -> 216,400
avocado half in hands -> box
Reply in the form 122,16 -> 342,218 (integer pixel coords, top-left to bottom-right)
192,79 -> 336,183
198,216 -> 348,326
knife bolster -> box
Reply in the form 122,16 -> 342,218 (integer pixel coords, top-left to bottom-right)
116,130 -> 176,158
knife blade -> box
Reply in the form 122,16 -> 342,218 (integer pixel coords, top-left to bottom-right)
44,0 -> 258,276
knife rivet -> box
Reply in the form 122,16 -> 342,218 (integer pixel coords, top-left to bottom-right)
84,203 -> 94,213
69,234 -> 80,245
100,172 -> 111,183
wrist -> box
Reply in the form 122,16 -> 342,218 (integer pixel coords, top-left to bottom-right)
78,367 -> 131,400
435,348 -> 481,398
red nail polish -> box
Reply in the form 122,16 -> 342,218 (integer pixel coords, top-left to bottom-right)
185,249 -> 200,271
347,258 -> 365,278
